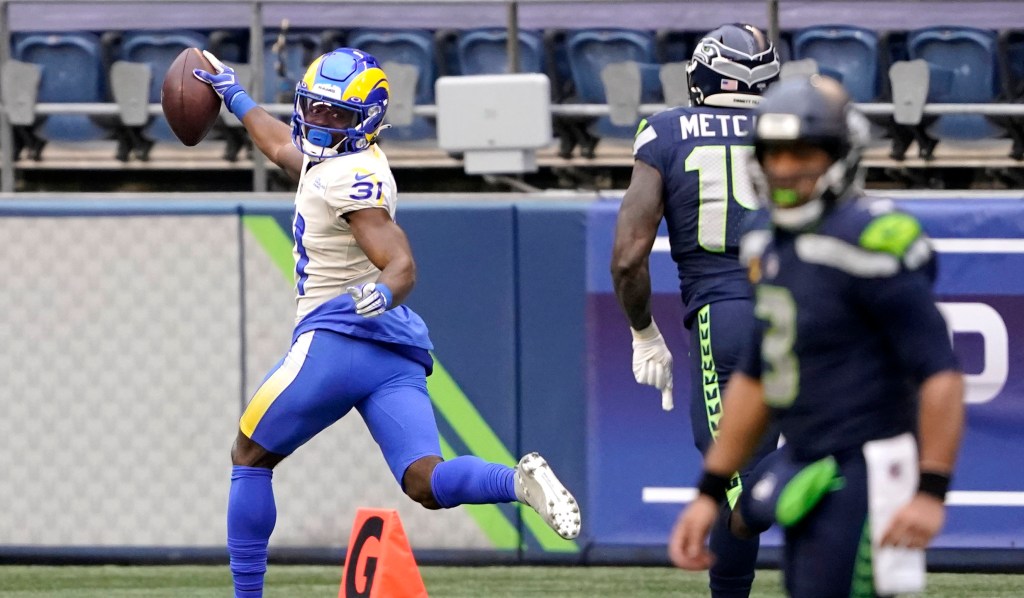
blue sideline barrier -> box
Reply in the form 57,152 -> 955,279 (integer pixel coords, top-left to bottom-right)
0,195 -> 1020,569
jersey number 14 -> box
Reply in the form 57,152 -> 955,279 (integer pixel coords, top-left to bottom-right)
684,145 -> 760,252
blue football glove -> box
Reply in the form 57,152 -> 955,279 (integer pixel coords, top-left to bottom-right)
346,282 -> 393,318
192,50 -> 256,119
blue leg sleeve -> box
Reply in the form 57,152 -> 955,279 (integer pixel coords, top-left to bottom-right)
429,456 -> 517,508
227,466 -> 276,598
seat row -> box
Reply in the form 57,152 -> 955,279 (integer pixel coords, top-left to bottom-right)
8,25 -> 1024,161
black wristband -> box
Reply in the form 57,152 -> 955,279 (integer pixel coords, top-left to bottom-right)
697,471 -> 731,504
918,471 -> 951,501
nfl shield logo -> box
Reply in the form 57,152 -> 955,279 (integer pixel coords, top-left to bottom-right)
721,79 -> 739,91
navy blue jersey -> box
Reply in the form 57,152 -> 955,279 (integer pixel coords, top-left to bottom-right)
739,197 -> 959,462
634,106 -> 762,325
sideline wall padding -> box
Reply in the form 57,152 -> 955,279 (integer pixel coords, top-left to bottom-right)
1,196 -> 1021,568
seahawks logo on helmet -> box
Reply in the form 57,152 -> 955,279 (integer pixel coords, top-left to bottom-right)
687,24 -> 781,108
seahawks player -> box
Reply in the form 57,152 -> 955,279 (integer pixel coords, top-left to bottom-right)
194,49 -> 581,597
669,76 -> 964,598
611,23 -> 779,598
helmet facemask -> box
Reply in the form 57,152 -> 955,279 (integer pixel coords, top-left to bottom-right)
292,92 -> 377,160
290,48 -> 390,161
753,93 -> 870,231
752,140 -> 836,230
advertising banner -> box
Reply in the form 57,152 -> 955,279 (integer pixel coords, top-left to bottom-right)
585,198 -> 1024,550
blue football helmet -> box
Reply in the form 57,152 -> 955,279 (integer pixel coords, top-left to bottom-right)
752,75 -> 871,229
291,48 -> 390,159
687,23 -> 780,108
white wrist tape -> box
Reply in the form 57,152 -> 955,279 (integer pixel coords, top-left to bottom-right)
630,319 -> 662,342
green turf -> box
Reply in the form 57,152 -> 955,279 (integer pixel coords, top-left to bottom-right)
0,565 -> 1021,597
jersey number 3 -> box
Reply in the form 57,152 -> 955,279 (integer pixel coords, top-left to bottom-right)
756,285 -> 800,407
685,145 -> 760,252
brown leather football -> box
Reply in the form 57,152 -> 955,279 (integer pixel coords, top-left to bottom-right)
160,48 -> 221,146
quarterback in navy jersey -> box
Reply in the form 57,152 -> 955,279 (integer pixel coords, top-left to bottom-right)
612,23 -> 780,598
669,76 -> 965,598
195,48 -> 580,597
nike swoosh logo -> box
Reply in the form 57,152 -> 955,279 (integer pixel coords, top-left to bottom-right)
354,172 -> 375,181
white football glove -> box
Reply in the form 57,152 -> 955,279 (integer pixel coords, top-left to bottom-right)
631,319 -> 674,411
346,282 -> 392,318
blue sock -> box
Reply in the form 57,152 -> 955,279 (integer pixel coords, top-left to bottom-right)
228,466 -> 276,598
429,456 -> 517,508
708,505 -> 758,598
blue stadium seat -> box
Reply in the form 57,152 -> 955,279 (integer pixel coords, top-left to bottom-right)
120,30 -> 209,141
455,28 -> 544,75
565,28 -> 660,138
544,30 -> 575,102
347,28 -> 436,141
263,31 -> 321,103
207,28 -> 248,65
1001,30 -> 1024,99
907,26 -> 1001,139
793,26 -> 880,102
995,30 -> 1024,159
12,31 -> 108,141
776,33 -> 793,63
655,30 -> 689,64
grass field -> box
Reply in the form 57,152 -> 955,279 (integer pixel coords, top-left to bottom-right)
1,565 -> 1022,597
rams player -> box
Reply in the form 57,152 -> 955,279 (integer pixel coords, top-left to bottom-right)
611,24 -> 779,598
195,48 -> 580,597
669,76 -> 964,598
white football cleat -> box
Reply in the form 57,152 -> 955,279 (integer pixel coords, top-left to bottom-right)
514,452 -> 581,540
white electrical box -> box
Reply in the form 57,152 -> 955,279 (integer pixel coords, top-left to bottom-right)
436,73 -> 552,174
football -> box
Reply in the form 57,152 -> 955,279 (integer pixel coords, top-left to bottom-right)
160,48 -> 221,146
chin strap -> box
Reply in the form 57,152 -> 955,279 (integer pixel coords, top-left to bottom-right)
771,197 -> 825,231
771,147 -> 863,231
300,137 -> 340,161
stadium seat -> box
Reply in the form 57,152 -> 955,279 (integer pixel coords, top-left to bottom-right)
907,26 -> 1001,139
433,29 -> 461,77
263,30 -> 321,103
11,32 -> 108,144
995,30 -> 1024,159
654,30 -> 689,65
998,30 -> 1024,100
455,28 -> 544,75
346,28 -> 436,141
793,26 -> 880,102
319,29 -> 348,54
776,33 -> 793,63
539,30 -> 596,158
540,30 -> 574,101
207,28 -> 248,65
120,30 -> 209,142
565,28 -> 660,139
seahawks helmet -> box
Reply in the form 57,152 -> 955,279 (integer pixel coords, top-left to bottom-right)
292,48 -> 390,159
752,75 -> 871,229
687,23 -> 780,108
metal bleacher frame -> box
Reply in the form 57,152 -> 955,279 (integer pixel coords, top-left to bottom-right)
1,0 -> 1023,193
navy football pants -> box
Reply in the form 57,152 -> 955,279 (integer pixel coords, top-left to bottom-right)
740,446 -> 874,598
687,299 -> 779,598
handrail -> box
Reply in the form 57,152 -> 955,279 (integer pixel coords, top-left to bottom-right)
2,0 -> 1022,192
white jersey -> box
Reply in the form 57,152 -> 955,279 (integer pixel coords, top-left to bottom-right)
291,144 -> 397,323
